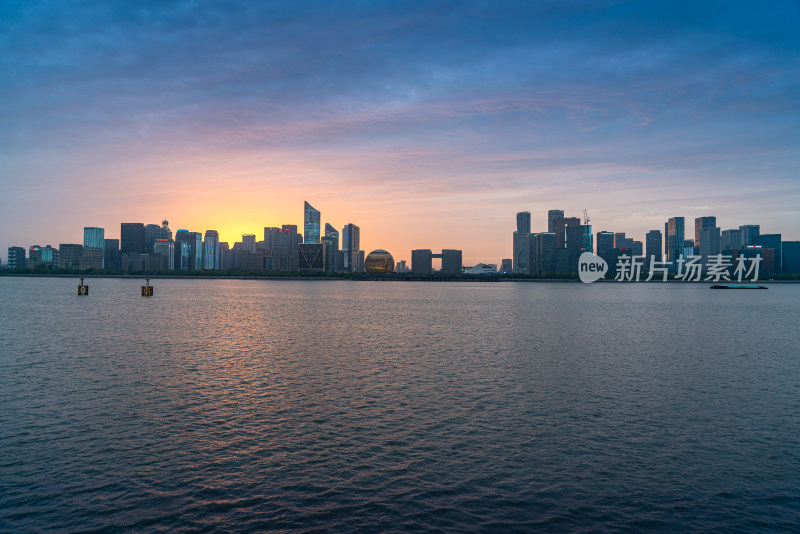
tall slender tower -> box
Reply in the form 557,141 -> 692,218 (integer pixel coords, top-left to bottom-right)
516,211 -> 531,235
204,230 -> 219,270
304,201 -> 321,244
667,217 -> 685,272
342,223 -> 360,272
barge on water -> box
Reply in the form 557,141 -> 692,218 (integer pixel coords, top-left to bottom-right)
710,285 -> 767,289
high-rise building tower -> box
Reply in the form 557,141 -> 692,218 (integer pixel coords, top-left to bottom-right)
323,223 -> 339,251
190,232 -> 203,270
204,230 -> 220,270
264,227 -> 280,251
513,211 -> 532,273
145,220 -> 172,253
120,223 -> 145,254
667,217 -> 685,271
104,238 -> 120,270
739,225 -> 760,246
278,225 -> 299,271
695,216 -> 717,247
596,231 -> 615,255
83,227 -> 105,268
516,211 -> 531,235
321,223 -> 340,273
699,227 -> 721,262
304,201 -> 321,244
83,227 -> 105,249
242,234 -> 256,253
547,210 -> 564,233
552,216 -> 580,249
342,223 -> 360,272
721,229 -> 743,252
783,241 -> 800,274
756,234 -> 782,274
513,231 -> 529,273
646,230 -> 662,262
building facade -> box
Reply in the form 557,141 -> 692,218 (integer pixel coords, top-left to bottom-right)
694,216 -> 717,247
303,201 -> 321,244
667,217 -> 685,271
645,230 -> 662,262
7,246 -> 26,269
204,230 -> 220,270
121,223 -> 145,254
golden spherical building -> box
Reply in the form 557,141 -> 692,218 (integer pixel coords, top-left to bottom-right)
365,249 -> 395,273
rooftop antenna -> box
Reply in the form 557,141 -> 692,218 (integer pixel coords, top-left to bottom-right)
583,209 -> 590,225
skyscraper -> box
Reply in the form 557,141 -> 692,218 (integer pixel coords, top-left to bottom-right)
596,231 -> 615,255
145,220 -> 172,253
323,223 -> 339,250
552,216 -> 580,249
782,241 -> 800,274
547,210 -> 564,233
756,234 -> 782,274
190,232 -> 203,270
104,238 -> 120,270
204,230 -> 219,270
614,232 -> 633,250
739,225 -> 760,246
174,230 -> 190,270
513,231 -> 529,273
530,232 -> 556,274
304,201 -> 321,244
83,227 -> 105,268
667,217 -> 685,269
321,223 -> 340,273
516,211 -> 531,235
694,216 -> 717,247
153,239 -> 175,270
699,227 -> 721,262
342,223 -> 360,272
120,223 -> 145,254
645,230 -> 662,262
278,225 -> 299,271
721,229 -> 743,252
566,224 -> 593,252
242,234 -> 256,253
513,211 -> 531,273
566,224 -> 592,272
83,227 -> 105,249
264,227 -> 280,251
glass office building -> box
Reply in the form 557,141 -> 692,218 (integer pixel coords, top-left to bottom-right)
304,201 -> 321,244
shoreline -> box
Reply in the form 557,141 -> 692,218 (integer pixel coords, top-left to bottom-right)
1,272 -> 797,283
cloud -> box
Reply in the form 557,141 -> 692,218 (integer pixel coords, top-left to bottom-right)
1,0 -> 799,260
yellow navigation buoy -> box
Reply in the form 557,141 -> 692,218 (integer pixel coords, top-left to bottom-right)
141,277 -> 153,296
78,277 -> 89,296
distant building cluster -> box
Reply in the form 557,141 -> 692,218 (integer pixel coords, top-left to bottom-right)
4,202 -> 376,274
506,210 -> 800,276
4,205 -> 799,277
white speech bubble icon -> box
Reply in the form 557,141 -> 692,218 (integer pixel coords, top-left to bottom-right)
578,252 -> 608,283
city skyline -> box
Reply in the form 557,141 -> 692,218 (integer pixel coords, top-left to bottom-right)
2,2 -> 799,264
4,201 -> 798,276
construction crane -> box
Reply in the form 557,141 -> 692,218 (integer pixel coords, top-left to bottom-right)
583,209 -> 590,225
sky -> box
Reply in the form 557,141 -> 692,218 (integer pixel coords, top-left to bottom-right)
2,0 -> 799,265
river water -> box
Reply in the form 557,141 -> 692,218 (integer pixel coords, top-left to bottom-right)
1,277 -> 798,532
